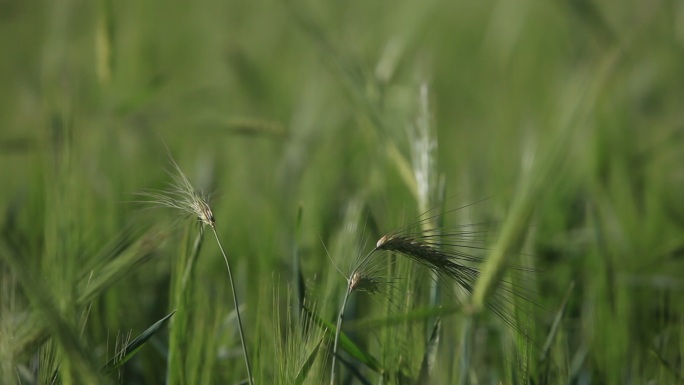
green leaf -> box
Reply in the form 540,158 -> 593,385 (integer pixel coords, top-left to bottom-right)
416,317 -> 441,385
294,335 -> 324,385
346,306 -> 460,331
540,281 -> 575,363
103,310 -> 176,373
303,306 -> 382,373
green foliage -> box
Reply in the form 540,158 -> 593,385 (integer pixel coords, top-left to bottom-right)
1,0 -> 684,384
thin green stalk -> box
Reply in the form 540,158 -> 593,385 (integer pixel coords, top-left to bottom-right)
457,316 -> 473,385
329,249 -> 376,384
330,284 -> 353,385
211,226 -> 253,385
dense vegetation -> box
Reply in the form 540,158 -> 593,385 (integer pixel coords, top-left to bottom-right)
1,0 -> 683,384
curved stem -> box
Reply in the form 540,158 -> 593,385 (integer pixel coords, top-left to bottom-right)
330,284 -> 353,385
211,226 -> 254,385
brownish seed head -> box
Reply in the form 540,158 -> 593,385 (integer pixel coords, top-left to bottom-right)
349,271 -> 382,293
375,233 -> 416,252
376,234 -> 393,249
374,233 -> 447,268
193,196 -> 215,227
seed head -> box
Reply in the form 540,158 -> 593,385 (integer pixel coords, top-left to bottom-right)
349,271 -> 383,294
140,157 -> 215,228
187,191 -> 215,228
376,234 -> 392,248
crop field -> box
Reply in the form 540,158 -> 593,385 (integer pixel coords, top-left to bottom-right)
1,0 -> 684,384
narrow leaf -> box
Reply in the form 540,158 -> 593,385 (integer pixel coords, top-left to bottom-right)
539,281 -> 575,363
347,306 -> 459,331
294,335 -> 324,385
303,306 -> 382,373
337,354 -> 374,385
103,310 -> 176,373
416,317 -> 441,385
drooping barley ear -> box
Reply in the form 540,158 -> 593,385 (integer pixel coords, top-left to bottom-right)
141,156 -> 253,385
374,231 -> 534,338
375,233 -> 476,279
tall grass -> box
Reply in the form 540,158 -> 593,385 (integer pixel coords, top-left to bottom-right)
1,0 -> 684,384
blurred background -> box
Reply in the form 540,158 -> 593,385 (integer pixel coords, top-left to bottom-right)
1,0 -> 684,384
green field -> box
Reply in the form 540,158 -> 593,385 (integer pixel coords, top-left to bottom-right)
2,0 -> 684,384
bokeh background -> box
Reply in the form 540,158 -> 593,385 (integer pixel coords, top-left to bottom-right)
2,0 -> 684,384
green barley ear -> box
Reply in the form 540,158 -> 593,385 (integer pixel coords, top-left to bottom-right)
372,223 -> 539,343
141,153 -> 253,385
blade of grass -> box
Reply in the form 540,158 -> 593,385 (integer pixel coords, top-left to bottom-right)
302,305 -> 382,374
294,335 -> 324,385
293,204 -> 304,321
416,317 -> 441,385
346,306 -> 460,331
539,281 -> 575,364
336,354 -> 374,385
103,310 -> 176,373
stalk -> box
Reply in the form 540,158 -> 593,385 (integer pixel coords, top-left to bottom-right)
329,283 -> 353,385
329,249 -> 376,384
211,226 -> 254,385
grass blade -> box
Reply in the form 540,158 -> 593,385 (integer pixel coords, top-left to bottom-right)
336,354 -> 374,385
303,306 -> 383,374
103,310 -> 176,373
540,281 -> 575,363
294,335 -> 324,385
416,317 -> 441,385
346,306 -> 460,331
